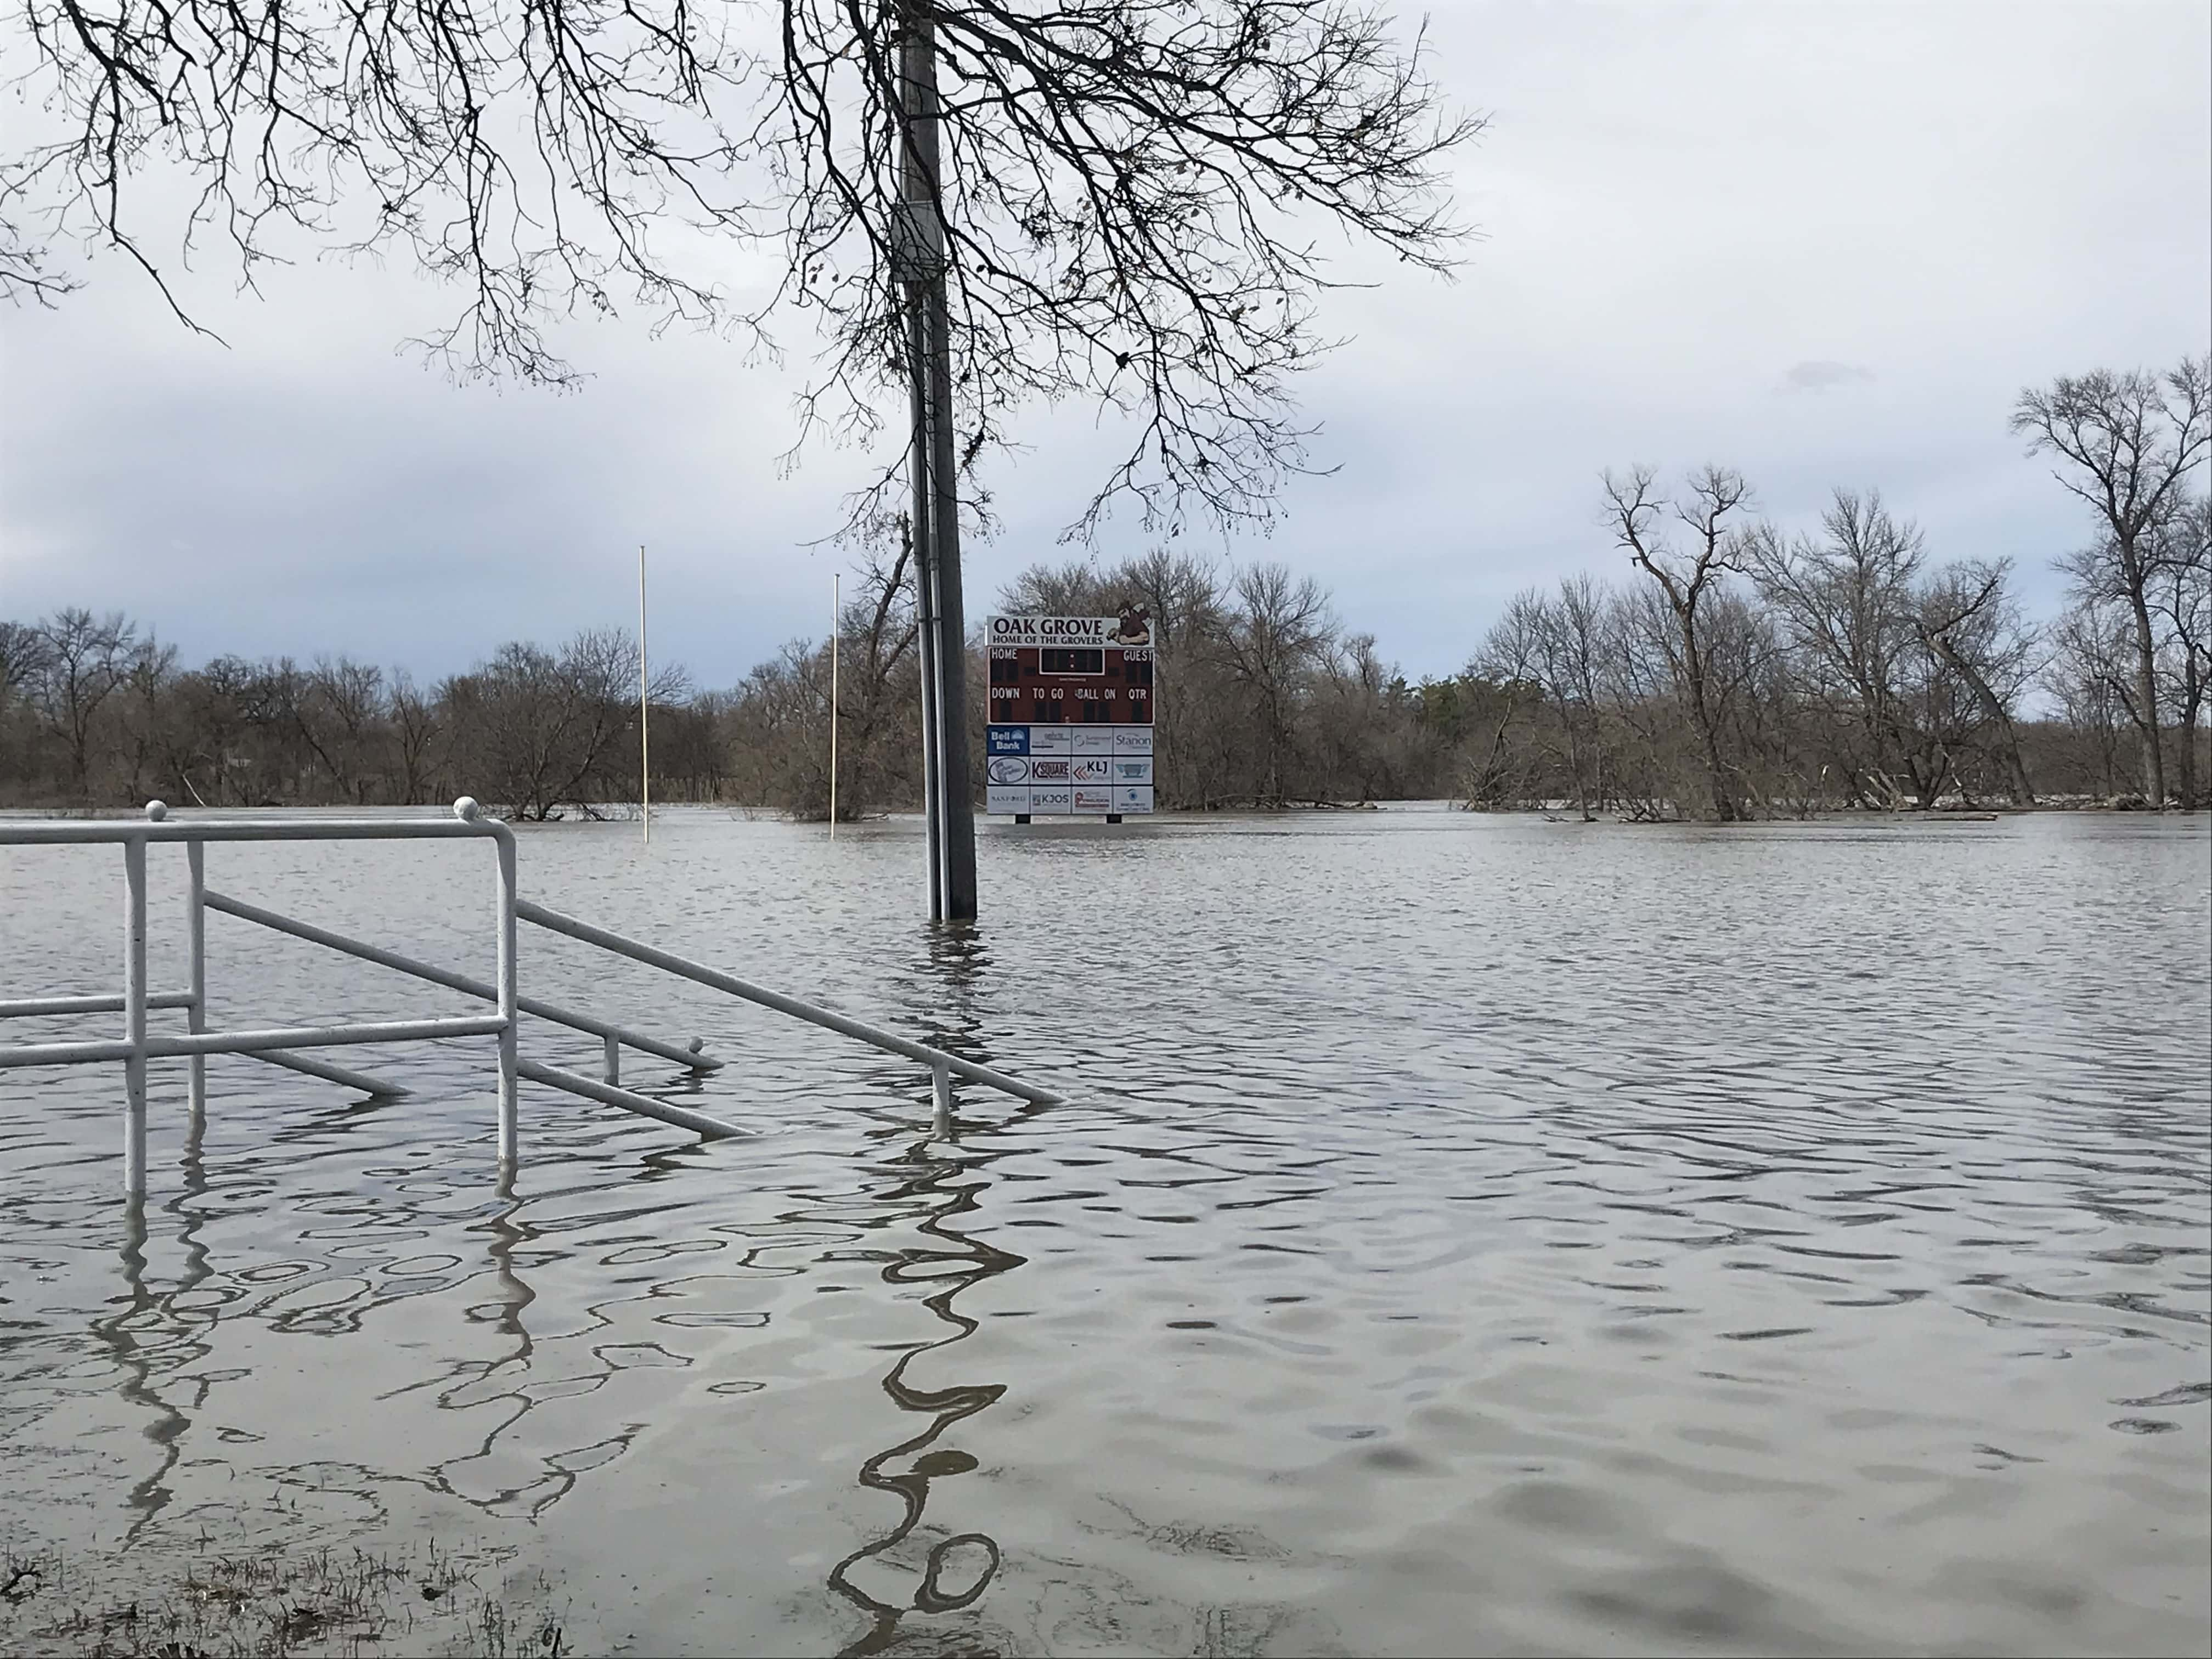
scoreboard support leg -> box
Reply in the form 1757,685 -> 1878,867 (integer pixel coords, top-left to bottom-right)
1014,814 -> 1031,824
1105,814 -> 1122,824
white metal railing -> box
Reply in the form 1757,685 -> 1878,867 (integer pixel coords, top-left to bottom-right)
514,900 -> 1064,1107
1,798 -> 1062,1197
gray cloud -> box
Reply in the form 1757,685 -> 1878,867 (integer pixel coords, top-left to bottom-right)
1780,360 -> 1876,393
3,1 -> 2208,687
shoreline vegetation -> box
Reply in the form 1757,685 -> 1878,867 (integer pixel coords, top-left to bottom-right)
0,1538 -> 567,1659
7,534 -> 2204,825
3,550 -> 2205,824
4,363 -> 2204,826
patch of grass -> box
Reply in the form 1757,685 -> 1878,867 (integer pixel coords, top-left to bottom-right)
0,1539 -> 568,1658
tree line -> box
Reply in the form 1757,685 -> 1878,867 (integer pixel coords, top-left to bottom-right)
3,360 -> 2203,820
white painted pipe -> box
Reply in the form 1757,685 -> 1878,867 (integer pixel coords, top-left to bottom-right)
0,1014 -> 510,1068
516,899 -> 1065,1105
494,830 -> 520,1165
0,991 -> 196,1018
187,838 -> 207,1115
252,1047 -> 404,1096
517,1058 -> 743,1138
199,887 -> 720,1072
122,836 -> 148,1199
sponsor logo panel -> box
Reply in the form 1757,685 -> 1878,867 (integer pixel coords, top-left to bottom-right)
986,755 -> 1029,784
1072,787 -> 1114,814
1028,726 -> 1073,754
1071,757 -> 1111,782
986,726 -> 1029,756
1071,729 -> 1116,757
985,786 -> 1030,816
1113,728 -> 1153,755
1111,786 -> 1154,814
1111,758 -> 1153,784
1028,786 -> 1074,814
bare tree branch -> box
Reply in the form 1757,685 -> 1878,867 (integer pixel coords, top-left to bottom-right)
3,0 -> 1481,533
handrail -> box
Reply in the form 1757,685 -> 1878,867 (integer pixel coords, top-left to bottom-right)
4,796 -> 1063,1196
201,887 -> 721,1076
0,1015 -> 510,1068
2,798 -> 521,1193
0,817 -> 505,844
258,1046 -> 403,1096
515,899 -> 1066,1107
515,1059 -> 741,1139
0,991 -> 198,1018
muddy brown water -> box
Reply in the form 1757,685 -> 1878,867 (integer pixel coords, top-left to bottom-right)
2,805 -> 2207,1656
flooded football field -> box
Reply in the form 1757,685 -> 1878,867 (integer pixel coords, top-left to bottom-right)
2,805 -> 2206,1656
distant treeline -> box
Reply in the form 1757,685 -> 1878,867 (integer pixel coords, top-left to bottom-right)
3,360 -> 2203,820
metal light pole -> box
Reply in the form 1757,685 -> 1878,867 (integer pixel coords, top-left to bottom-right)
897,8 -> 979,922
909,306 -> 945,921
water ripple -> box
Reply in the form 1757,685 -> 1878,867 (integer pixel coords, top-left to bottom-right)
1,806 -> 2207,1656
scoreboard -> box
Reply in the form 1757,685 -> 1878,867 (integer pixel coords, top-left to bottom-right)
985,614 -> 1154,816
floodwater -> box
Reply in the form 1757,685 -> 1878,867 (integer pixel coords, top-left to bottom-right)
1,805 -> 2207,1657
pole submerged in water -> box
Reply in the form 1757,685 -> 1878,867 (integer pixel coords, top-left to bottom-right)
898,4 -> 977,922
908,296 -> 944,922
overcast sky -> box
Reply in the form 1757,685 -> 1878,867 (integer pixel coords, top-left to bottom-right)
3,1 -> 2207,687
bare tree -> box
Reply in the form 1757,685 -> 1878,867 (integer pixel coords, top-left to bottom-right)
1465,597 -> 1549,808
0,620 -> 53,788
1482,590 -> 1574,813
27,608 -> 140,799
1216,562 -> 1334,804
0,620 -> 50,710
1687,584 -> 1781,806
1744,490 -> 1925,806
113,637 -> 182,802
5,0 -> 1476,538
289,657 -> 389,804
2151,496 -> 2211,807
721,641 -> 838,817
830,531 -> 924,821
998,558 -> 1116,617
1312,632 -> 1427,802
388,670 -> 446,803
445,630 -> 680,819
1596,582 -> 1690,820
2044,600 -> 2132,797
2013,358 -> 2209,805
1916,560 -> 2037,807
1602,465 -> 1754,820
1551,573 -> 1612,815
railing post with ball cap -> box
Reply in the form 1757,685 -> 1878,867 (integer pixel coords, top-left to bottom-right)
187,833 -> 207,1118
456,795 -> 523,1166
122,813 -> 150,1199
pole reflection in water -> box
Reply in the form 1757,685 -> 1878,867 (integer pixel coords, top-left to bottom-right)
828,922 -> 1039,1656
18,905 -> 1073,1650
828,1114 -> 1025,1657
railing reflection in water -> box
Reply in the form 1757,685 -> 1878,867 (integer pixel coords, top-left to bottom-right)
28,929 -> 1040,1654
